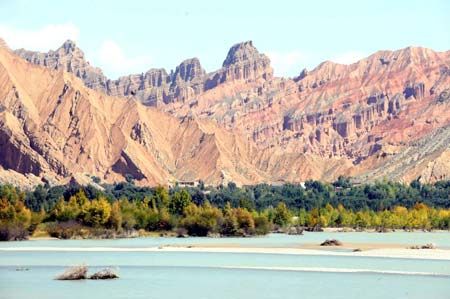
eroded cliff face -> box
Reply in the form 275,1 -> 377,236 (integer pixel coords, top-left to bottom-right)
0,46 -> 268,186
166,45 -> 450,183
6,38 -> 450,186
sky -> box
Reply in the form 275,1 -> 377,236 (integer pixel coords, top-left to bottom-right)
0,0 -> 449,79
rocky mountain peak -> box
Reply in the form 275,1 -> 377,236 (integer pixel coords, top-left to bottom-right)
14,40 -> 107,93
59,39 -> 78,55
173,58 -> 205,82
222,40 -> 262,67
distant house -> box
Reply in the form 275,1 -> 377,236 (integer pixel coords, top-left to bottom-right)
177,181 -> 199,188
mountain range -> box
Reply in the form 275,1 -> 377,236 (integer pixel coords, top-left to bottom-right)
1,37 -> 450,188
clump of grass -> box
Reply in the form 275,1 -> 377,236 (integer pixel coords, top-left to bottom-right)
56,265 -> 119,280
89,267 -> 119,280
55,265 -> 88,280
320,239 -> 343,246
409,243 -> 437,249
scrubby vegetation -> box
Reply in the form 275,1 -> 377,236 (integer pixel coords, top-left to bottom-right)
1,177 -> 450,240
55,265 -> 88,280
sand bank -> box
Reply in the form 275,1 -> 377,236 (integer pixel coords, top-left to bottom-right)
1,245 -> 449,260
219,266 -> 450,277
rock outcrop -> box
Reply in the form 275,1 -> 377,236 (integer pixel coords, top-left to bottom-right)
204,41 -> 273,89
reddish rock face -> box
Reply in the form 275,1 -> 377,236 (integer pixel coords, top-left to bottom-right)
6,40 -> 450,186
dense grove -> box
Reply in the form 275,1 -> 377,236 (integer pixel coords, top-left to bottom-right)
1,177 -> 450,240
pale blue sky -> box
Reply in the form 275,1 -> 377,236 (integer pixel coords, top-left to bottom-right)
0,0 -> 448,78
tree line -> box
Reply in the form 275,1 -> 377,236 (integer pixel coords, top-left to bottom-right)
1,177 -> 450,240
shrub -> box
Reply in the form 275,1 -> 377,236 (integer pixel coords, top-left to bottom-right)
46,221 -> 83,239
55,265 -> 88,280
0,222 -> 29,241
254,215 -> 270,235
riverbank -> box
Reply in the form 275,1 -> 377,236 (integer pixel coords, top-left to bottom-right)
25,226 -> 449,241
320,227 -> 450,233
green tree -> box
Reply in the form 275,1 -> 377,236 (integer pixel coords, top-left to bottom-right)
253,214 -> 270,235
169,190 -> 191,215
153,186 -> 169,210
235,208 -> 255,234
181,202 -> 223,236
273,202 -> 290,227
297,208 -> 308,226
108,201 -> 123,231
82,197 -> 112,227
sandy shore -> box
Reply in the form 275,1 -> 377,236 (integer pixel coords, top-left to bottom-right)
28,237 -> 59,241
219,266 -> 450,277
1,245 -> 449,260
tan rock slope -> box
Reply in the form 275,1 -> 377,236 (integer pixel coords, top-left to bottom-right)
4,38 -> 450,186
0,44 -> 268,186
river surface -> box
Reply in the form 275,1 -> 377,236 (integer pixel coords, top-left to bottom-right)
1,232 -> 449,299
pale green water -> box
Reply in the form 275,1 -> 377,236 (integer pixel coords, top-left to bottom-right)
1,233 -> 450,299
1,231 -> 450,248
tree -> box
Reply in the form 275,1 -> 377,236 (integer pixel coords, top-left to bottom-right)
157,208 -> 173,231
49,198 -> 72,222
108,201 -> 122,231
254,214 -> 270,235
124,174 -> 134,184
169,190 -> 191,215
181,202 -> 223,236
297,208 -> 307,226
82,197 -> 112,227
221,209 -> 238,236
227,182 -> 237,190
235,208 -> 255,234
239,197 -> 255,211
25,184 -> 47,212
0,196 -> 33,241
273,202 -> 290,227
355,210 -> 371,228
153,186 -> 169,210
